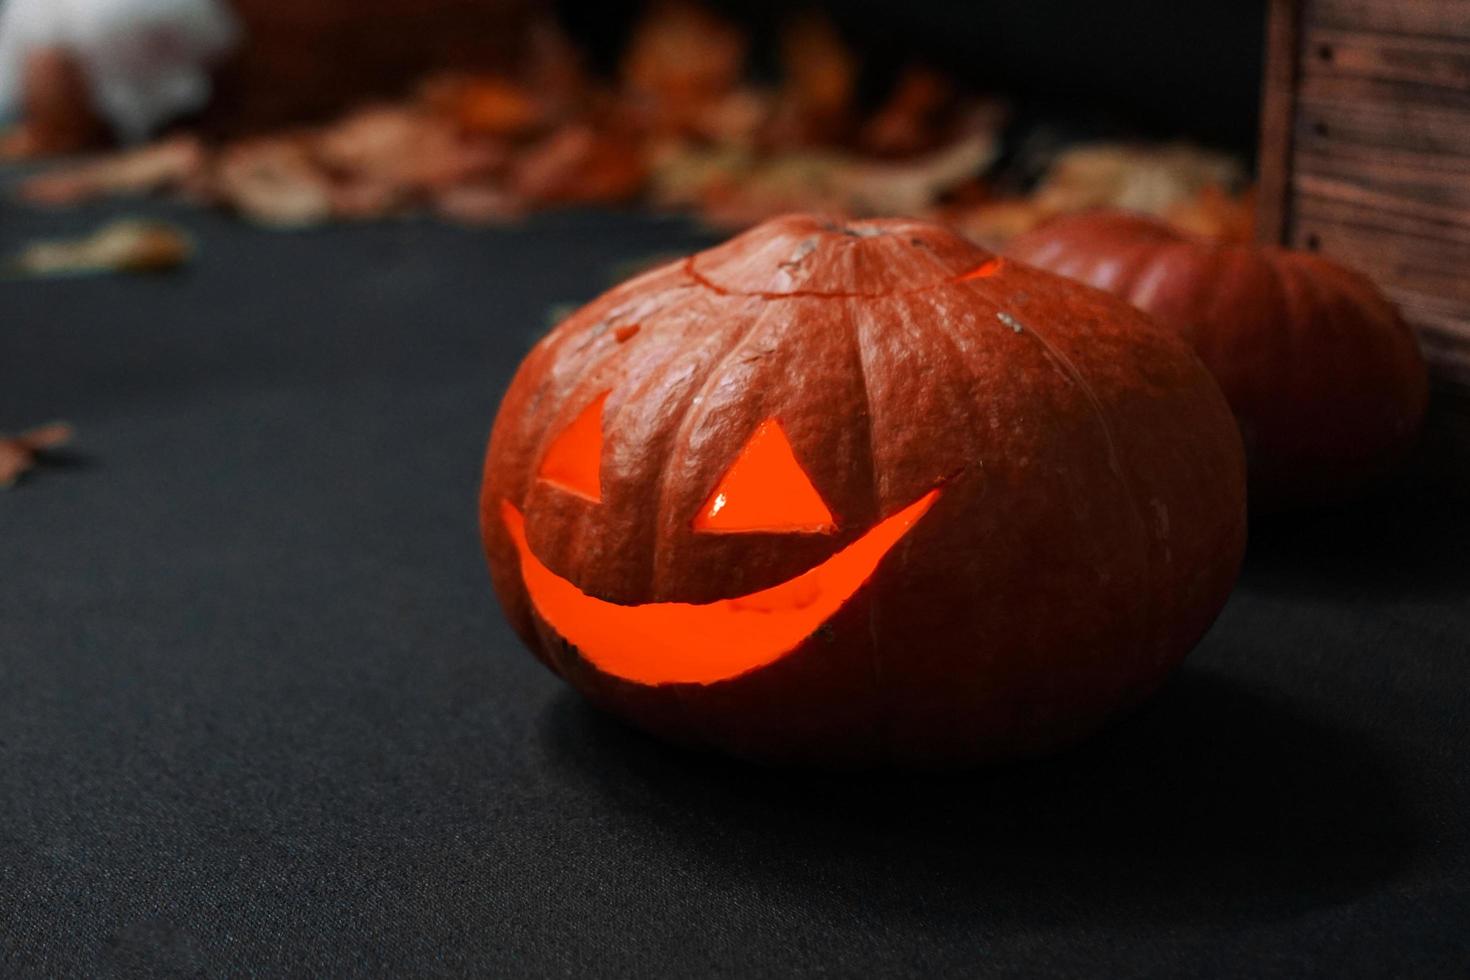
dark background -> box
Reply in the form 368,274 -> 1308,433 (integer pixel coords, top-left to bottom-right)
2,191 -> 1467,976
559,0 -> 1269,153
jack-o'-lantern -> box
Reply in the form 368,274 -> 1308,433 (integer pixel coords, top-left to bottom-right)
482,213 -> 1246,766
1007,210 -> 1429,510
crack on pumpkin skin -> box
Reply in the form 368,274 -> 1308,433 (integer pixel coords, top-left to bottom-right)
683,255 -> 1009,301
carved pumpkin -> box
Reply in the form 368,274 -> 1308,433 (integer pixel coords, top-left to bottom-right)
481,213 -> 1246,766
1007,210 -> 1429,509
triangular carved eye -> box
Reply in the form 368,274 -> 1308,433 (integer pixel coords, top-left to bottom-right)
538,392 -> 607,502
695,419 -> 836,534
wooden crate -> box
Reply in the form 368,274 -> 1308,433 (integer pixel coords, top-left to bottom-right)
1258,0 -> 1470,386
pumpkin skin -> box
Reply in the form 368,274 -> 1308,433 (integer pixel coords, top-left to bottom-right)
482,213 -> 1246,767
1007,210 -> 1429,510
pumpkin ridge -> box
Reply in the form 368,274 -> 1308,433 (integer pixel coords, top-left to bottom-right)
521,284 -> 744,607
520,264 -> 698,458
1275,256 -> 1320,433
847,296 -> 890,751
647,297 -> 792,600
850,287 -> 1003,758
992,287 -> 1156,659
522,310 -> 668,552
1112,233 -> 1172,297
1124,242 -> 1184,313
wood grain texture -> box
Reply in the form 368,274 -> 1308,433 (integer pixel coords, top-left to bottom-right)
1304,26 -> 1470,88
1310,0 -> 1470,37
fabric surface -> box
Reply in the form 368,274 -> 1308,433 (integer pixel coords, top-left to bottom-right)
1,197 -> 1467,978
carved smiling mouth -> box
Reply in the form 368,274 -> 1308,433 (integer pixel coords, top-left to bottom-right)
501,488 -> 940,686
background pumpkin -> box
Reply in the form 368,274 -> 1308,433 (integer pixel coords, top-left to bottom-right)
1007,210 -> 1430,510
482,213 -> 1246,766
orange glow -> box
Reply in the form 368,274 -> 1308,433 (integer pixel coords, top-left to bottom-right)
537,392 -> 607,502
694,419 -> 836,533
502,488 -> 940,686
959,258 -> 1004,280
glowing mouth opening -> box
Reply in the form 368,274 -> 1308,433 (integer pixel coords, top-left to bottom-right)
502,488 -> 940,686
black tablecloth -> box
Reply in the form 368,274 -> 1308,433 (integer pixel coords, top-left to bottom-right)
3,199 -> 1467,978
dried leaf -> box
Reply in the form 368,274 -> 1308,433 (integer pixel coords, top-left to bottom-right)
941,198 -> 1055,251
621,0 -> 747,137
764,13 -> 856,148
7,220 -> 192,278
838,116 -> 1001,215
326,180 -> 410,221
691,151 -> 846,227
212,138 -> 333,228
316,106 -> 506,193
524,18 -> 591,116
692,111 -> 996,226
1033,142 -> 1246,218
646,143 -> 751,211
434,184 -> 526,225
18,136 -> 205,205
1164,184 -> 1257,243
692,89 -> 772,148
423,76 -> 546,139
511,125 -> 647,205
860,67 -> 954,158
941,141 -> 1248,249
0,422 -> 75,489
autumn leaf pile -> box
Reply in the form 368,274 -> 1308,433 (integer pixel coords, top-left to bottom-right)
12,1 -> 1252,245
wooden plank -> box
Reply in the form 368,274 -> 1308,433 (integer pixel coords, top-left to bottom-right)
1302,26 -> 1470,88
1295,155 -> 1470,219
1297,191 -> 1470,243
1298,72 -> 1470,112
1258,0 -> 1305,245
1297,92 -> 1470,156
1290,209 -> 1470,304
1309,0 -> 1470,39
1295,135 -> 1470,177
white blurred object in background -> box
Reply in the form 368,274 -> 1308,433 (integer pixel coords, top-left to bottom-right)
0,0 -> 239,142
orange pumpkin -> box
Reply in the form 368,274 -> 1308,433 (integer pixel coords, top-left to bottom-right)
481,214 -> 1245,766
1008,210 -> 1429,509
